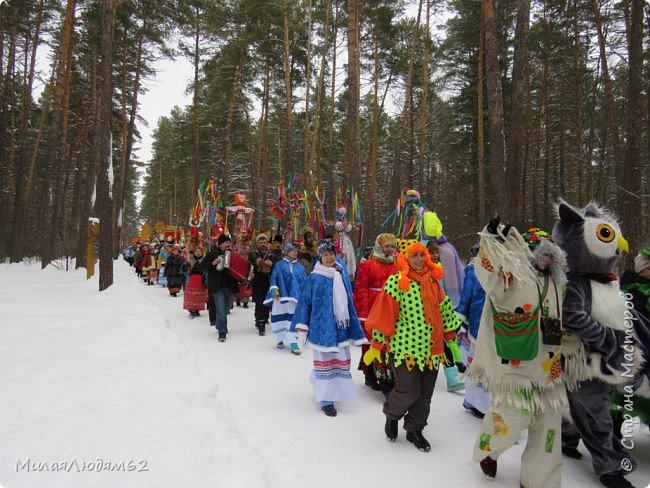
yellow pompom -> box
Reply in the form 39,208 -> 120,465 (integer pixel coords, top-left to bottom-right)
423,211 -> 443,239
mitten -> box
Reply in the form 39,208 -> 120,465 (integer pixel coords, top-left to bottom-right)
447,339 -> 463,363
363,347 -> 381,366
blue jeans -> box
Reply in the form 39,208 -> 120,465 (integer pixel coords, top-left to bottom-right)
212,288 -> 233,335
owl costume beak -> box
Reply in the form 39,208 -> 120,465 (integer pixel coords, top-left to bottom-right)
617,235 -> 629,253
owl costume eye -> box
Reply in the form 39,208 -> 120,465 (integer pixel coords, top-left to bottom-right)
596,224 -> 615,243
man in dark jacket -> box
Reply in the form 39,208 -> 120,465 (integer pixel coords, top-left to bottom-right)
202,234 -> 238,342
248,233 -> 276,335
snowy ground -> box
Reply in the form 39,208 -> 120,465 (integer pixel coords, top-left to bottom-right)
1,259 -> 649,488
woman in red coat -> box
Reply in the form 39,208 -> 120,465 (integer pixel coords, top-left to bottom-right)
353,233 -> 398,393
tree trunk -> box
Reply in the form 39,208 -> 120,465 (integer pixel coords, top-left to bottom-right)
418,0 -> 431,199
221,54 -> 245,199
0,4 -> 17,257
308,0 -> 332,186
482,0 -> 506,216
345,0 -> 360,191
39,0 -> 76,267
477,11 -> 486,226
590,0 -> 623,186
114,24 -> 145,255
96,0 -> 116,291
621,0 -> 643,245
303,0 -> 313,175
75,52 -> 98,270
389,0 -> 422,204
506,0 -> 529,226
10,0 -> 45,262
192,9 -> 201,201
366,32 -> 380,238
571,0 -> 584,203
282,0 -> 293,180
257,57 -> 270,228
327,0 -> 339,202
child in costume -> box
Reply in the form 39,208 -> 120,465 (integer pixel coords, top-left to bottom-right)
353,233 -> 398,393
552,200 -> 643,488
456,243 -> 488,417
183,246 -> 208,318
264,242 -> 308,352
470,221 -> 568,488
289,239 -> 367,417
364,240 -> 463,452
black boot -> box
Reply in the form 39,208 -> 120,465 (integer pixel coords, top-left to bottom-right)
561,446 -> 583,459
255,320 -> 266,336
599,473 -> 635,488
384,417 -> 398,441
406,431 -> 431,452
480,456 -> 497,479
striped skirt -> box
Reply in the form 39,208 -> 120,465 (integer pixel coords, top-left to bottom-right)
270,299 -> 298,344
309,347 -> 358,403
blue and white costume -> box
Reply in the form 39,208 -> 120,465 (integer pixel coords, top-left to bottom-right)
264,256 -> 308,345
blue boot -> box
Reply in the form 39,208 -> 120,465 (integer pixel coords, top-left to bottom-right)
444,365 -> 465,392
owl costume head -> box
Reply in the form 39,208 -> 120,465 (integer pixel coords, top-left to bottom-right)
551,199 -> 629,275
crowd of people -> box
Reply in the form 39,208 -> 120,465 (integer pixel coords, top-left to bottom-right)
122,198 -> 650,488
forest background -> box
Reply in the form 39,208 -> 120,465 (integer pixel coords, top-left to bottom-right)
0,0 -> 648,289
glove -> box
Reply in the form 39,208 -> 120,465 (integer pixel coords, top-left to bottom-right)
456,362 -> 467,373
447,340 -> 463,363
363,347 -> 381,366
487,215 -> 500,234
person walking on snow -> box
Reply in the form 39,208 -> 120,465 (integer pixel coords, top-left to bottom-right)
364,240 -> 463,452
289,239 -> 368,417
264,242 -> 308,352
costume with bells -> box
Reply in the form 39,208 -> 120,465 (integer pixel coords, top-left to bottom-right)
552,200 -> 644,488
364,240 -> 462,452
469,221 -> 568,488
353,233 -> 399,393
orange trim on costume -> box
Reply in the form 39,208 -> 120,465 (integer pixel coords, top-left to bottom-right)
365,291 -> 400,339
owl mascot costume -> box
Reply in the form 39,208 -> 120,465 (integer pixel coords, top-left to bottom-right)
552,199 -> 644,488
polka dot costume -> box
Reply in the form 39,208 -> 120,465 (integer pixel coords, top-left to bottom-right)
372,273 -> 462,371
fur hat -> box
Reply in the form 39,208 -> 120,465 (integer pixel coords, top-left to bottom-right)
255,233 -> 269,243
217,234 -> 231,245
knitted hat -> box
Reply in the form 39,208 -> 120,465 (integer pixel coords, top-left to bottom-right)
522,227 -> 552,251
217,234 -> 231,245
317,239 -> 336,258
283,242 -> 299,254
255,233 -> 269,243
